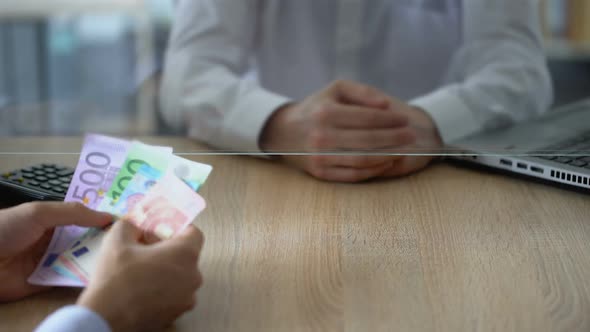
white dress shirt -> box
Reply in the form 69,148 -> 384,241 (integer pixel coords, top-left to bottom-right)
35,305 -> 111,332
161,0 -> 553,153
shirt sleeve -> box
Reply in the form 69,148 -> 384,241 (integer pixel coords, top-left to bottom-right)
160,0 -> 291,153
34,305 -> 111,332
410,0 -> 553,144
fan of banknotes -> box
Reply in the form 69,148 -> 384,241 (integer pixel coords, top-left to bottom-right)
27,134 -> 213,287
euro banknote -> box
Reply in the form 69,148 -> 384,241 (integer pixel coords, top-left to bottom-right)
101,141 -> 173,210
28,134 -> 132,286
68,155 -> 211,252
53,172 -> 207,284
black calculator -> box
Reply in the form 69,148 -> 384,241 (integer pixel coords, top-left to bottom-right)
0,164 -> 74,205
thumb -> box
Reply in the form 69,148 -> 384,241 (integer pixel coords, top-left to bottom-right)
329,80 -> 391,110
0,202 -> 111,256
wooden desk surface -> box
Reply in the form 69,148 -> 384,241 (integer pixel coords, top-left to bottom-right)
1,137 -> 589,332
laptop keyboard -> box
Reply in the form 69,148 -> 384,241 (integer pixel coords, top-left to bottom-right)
535,131 -> 590,169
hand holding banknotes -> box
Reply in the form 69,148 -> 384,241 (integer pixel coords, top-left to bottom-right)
0,202 -> 112,302
28,134 -> 211,287
1,202 -> 205,332
78,219 -> 204,332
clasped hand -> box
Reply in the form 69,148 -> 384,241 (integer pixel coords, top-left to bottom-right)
260,80 -> 443,182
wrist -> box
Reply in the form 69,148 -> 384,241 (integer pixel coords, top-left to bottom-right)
409,106 -> 443,148
259,103 -> 296,153
78,287 -> 131,332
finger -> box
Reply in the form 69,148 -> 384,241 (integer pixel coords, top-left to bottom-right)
0,206 -> 50,256
0,202 -> 113,236
309,161 -> 393,183
322,104 -> 409,129
328,80 -> 391,109
107,219 -> 142,245
6,202 -> 112,232
309,154 -> 403,169
177,225 -> 205,255
381,156 -> 435,178
328,128 -> 416,151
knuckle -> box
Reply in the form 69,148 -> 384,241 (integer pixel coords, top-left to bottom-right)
311,103 -> 333,126
65,201 -> 87,212
328,80 -> 341,91
329,79 -> 349,91
307,129 -> 330,150
395,127 -> 416,144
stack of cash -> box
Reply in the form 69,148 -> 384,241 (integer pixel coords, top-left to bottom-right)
27,134 -> 212,287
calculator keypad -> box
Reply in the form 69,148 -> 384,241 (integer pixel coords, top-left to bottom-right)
1,164 -> 74,200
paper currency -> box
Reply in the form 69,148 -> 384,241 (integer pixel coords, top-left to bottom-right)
65,163 -> 164,258
126,171 -> 207,241
102,142 -> 173,209
109,164 -> 162,216
52,229 -> 108,284
29,134 -> 212,287
105,156 -> 212,216
166,155 -> 213,192
53,158 -> 211,281
53,166 -> 162,276
28,134 -> 131,287
69,155 -> 211,252
66,134 -> 132,209
53,173 -> 206,284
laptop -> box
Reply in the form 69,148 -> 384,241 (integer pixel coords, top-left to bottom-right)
449,98 -> 590,191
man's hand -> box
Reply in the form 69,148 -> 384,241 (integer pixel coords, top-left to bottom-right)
0,202 -> 112,302
78,220 -> 204,332
260,80 -> 415,182
380,106 -> 444,178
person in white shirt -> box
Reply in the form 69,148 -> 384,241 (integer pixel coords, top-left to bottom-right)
161,0 -> 553,183
0,202 -> 204,332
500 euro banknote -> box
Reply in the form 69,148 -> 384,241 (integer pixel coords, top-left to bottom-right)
28,134 -> 133,287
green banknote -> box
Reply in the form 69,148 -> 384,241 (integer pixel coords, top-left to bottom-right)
102,142 -> 173,208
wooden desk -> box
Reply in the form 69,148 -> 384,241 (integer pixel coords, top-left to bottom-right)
1,137 -> 589,332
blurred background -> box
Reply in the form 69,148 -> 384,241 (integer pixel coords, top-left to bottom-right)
0,0 -> 588,137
